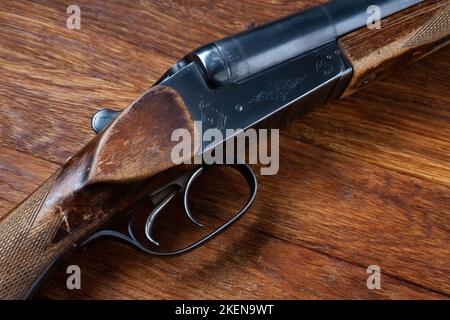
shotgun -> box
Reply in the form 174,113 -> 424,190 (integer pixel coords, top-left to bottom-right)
1,0 -> 449,299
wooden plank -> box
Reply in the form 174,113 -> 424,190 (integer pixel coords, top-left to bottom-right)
0,0 -> 316,163
251,137 -> 450,294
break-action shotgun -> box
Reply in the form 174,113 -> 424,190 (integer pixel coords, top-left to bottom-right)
1,0 -> 449,299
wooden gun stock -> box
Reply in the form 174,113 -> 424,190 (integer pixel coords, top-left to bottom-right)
339,0 -> 450,97
0,86 -> 198,299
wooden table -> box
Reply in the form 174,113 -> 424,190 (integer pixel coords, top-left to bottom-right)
0,0 -> 449,299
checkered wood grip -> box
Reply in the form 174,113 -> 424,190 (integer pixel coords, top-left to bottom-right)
339,0 -> 450,97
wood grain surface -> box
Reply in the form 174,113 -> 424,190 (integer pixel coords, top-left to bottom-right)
0,85 -> 198,300
0,0 -> 449,299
